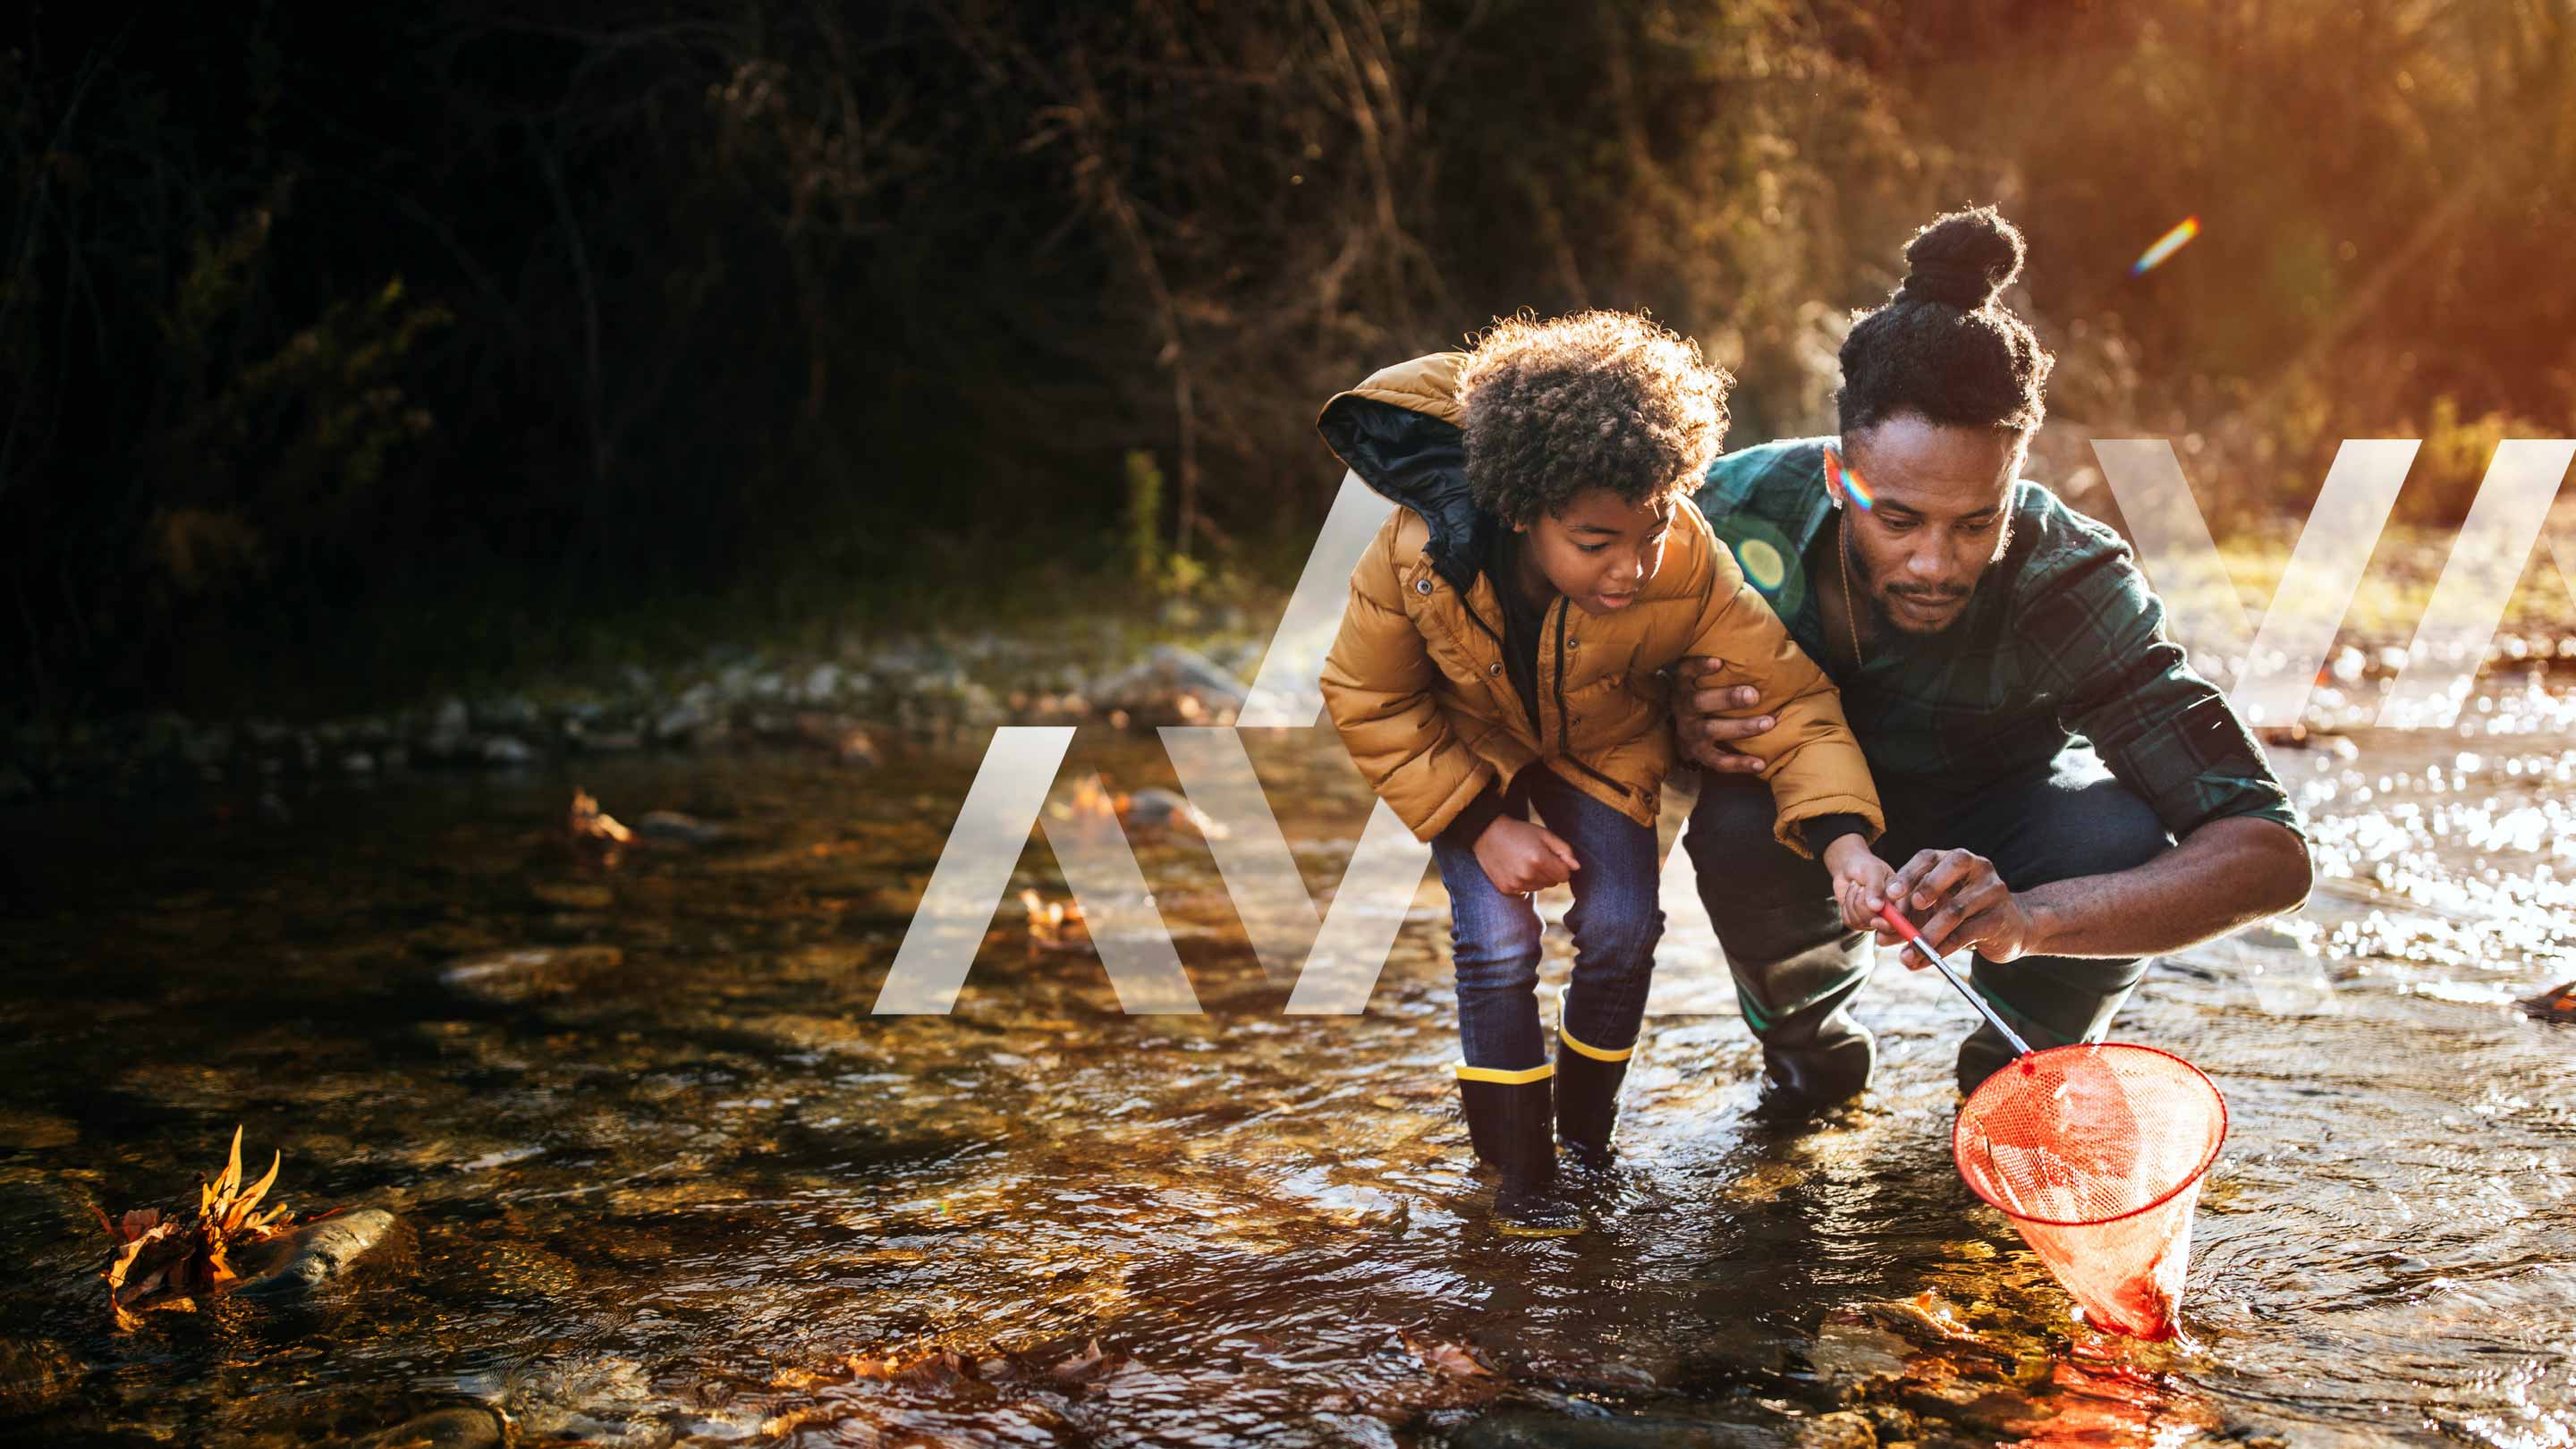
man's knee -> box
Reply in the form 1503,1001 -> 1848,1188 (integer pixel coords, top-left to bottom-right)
1957,952 -> 2149,1094
1683,777 -> 1842,964
1683,777 -> 1835,895
1999,767 -> 2173,888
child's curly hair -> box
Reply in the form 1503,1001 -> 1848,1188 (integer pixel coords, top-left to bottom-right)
1455,310 -> 1733,526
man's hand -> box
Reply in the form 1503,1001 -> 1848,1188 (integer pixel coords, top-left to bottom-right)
1674,661 -> 1777,774
1874,847 -> 2041,965
1474,816 -> 1581,896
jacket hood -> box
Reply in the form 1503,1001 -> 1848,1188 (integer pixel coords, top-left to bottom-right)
1316,352 -> 1491,592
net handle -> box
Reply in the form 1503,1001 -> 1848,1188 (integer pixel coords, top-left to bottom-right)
1877,903 -> 2035,1057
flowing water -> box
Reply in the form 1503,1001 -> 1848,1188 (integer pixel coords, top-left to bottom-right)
1,681 -> 2572,1447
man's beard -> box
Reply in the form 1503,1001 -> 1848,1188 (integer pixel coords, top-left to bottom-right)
1844,518 -> 1996,640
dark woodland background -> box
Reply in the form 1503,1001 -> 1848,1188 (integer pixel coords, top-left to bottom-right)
8,0 -> 2571,716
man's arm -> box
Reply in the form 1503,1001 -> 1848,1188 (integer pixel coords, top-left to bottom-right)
1873,816 -> 2311,963
1673,669 -> 1782,774
1877,531 -> 2313,962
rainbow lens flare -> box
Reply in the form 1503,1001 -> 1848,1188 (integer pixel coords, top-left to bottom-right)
2131,216 -> 2200,275
1824,446 -> 1876,511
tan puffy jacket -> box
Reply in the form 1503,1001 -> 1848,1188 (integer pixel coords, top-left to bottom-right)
1316,352 -> 1883,852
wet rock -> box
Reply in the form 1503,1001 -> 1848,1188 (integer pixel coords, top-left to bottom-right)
430,698 -> 471,736
633,811 -> 729,845
346,1405 -> 504,1449
530,881 -> 614,911
441,946 -> 625,1004
792,712 -> 878,766
0,1336 -> 80,1416
1807,1317 -> 1912,1387
180,722 -> 234,767
801,662 -> 844,700
504,1355 -> 669,1448
1893,1374 -> 2027,1437
473,696 -> 538,732
1455,1409 -> 1791,1448
477,736 -> 538,767
1794,1411 -> 1876,1449
957,682 -> 1005,728
0,1108 -> 78,1150
1120,787 -> 1228,840
1092,644 -> 1250,725
234,1208 -> 404,1299
653,688 -> 719,743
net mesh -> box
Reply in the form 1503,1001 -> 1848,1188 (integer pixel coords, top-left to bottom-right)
1953,1043 -> 2227,1340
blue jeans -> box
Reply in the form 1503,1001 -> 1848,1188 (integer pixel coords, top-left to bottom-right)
1681,747 -> 2173,1093
1431,764 -> 1665,1071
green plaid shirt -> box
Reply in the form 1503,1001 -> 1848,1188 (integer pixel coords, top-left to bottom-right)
1693,437 -> 2303,842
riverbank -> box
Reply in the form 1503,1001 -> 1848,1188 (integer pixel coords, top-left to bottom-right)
5,525 -> 2572,805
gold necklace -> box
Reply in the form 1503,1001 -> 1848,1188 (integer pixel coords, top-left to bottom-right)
1836,512 -> 1864,667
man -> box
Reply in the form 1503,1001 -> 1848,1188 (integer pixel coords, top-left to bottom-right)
1674,206 -> 2312,1108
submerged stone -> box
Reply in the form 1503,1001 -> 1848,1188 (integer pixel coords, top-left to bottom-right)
440,945 -> 625,1004
234,1208 -> 404,1299
1455,1409 -> 1792,1448
0,1337 -> 80,1416
347,1406 -> 504,1449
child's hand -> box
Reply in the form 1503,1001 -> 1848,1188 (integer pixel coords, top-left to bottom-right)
1473,817 -> 1581,896
1821,834 -> 1894,936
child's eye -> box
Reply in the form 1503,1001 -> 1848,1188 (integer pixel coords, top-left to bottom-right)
1578,542 -> 1608,554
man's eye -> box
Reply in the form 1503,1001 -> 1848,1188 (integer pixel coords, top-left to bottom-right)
1884,518 -> 1918,533
1961,518 -> 1996,534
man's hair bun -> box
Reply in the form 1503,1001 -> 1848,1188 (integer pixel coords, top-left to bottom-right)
1894,207 -> 2025,310
1836,205 -> 2052,435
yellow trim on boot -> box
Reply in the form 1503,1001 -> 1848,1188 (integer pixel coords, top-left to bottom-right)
1453,1060 -> 1555,1085
1557,1026 -> 1635,1063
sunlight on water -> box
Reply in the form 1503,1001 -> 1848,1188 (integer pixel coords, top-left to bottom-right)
0,680 -> 2570,1444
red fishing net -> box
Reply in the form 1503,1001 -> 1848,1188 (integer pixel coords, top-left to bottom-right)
1953,1043 -> 2228,1339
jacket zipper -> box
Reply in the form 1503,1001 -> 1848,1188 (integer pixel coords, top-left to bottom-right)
1552,601 -> 1631,798
1446,574 -> 1523,731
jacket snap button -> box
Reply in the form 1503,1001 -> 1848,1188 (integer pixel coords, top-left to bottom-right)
1487,662 -> 1503,675
1568,638 -> 1580,650
1414,578 -> 1433,595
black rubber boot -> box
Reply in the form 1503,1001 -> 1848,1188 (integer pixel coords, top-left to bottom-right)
1750,1030 -> 1876,1123
1554,1038 -> 1631,1177
1457,1074 -> 1581,1238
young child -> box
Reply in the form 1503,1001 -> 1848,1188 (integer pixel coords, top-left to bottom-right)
1318,312 -> 1890,1236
